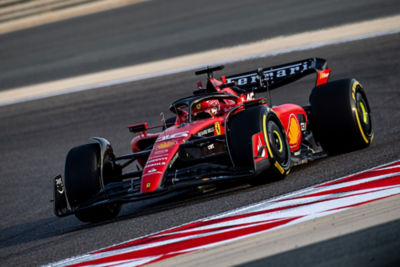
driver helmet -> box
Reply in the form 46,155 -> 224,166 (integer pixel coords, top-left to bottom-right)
192,99 -> 220,119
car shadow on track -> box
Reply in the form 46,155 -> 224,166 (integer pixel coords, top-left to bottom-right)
0,161 -> 324,254
75,173 -> 292,230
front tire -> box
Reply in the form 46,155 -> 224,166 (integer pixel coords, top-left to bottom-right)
64,143 -> 121,222
309,78 -> 373,154
227,106 -> 291,183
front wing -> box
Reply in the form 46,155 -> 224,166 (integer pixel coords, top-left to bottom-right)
54,164 -> 253,217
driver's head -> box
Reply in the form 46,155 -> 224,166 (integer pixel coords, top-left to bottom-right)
192,100 -> 220,119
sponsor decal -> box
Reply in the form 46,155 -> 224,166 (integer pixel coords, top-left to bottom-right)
197,125 -> 215,137
319,70 -> 330,79
147,168 -> 157,173
142,171 -> 163,177
316,69 -> 331,86
215,122 -> 221,135
48,160 -> 400,267
146,157 -> 168,163
158,131 -> 189,141
146,162 -> 166,167
226,59 -> 315,87
156,141 -> 176,149
287,114 -> 301,149
300,122 -> 306,131
154,149 -> 169,155
55,176 -> 64,194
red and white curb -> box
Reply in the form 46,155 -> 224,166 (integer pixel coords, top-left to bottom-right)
48,160 -> 400,267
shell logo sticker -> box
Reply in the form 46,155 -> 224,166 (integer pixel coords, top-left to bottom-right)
215,122 -> 221,135
156,141 -> 176,149
287,115 -> 301,148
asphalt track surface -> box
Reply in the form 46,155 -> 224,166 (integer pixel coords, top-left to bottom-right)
1,0 -> 400,90
0,1 -> 400,267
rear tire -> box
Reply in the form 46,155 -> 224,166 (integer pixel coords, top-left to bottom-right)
227,106 -> 291,184
309,78 -> 373,154
264,117 -> 291,179
64,143 -> 121,222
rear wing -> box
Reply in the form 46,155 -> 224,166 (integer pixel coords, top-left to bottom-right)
225,58 -> 328,91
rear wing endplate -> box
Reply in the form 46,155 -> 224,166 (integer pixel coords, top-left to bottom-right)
225,58 -> 327,91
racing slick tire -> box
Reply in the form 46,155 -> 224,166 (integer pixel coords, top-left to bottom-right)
227,105 -> 291,183
64,143 -> 121,222
309,78 -> 373,154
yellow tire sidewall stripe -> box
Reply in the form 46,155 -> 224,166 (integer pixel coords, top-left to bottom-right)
352,80 -> 370,144
263,113 -> 286,174
263,114 -> 274,159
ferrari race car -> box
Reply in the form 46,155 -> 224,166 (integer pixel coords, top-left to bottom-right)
53,58 -> 374,222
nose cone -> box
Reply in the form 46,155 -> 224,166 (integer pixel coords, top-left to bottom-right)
140,132 -> 190,193
141,143 -> 177,193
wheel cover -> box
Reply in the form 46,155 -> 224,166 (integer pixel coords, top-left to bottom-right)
267,120 -> 289,164
272,130 -> 284,153
355,91 -> 372,137
359,101 -> 368,124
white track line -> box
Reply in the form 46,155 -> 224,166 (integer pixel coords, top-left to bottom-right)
0,0 -> 148,34
1,14 -> 399,107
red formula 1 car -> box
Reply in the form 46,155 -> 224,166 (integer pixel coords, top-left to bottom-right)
53,58 -> 374,222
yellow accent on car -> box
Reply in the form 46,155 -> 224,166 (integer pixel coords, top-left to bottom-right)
263,114 -> 274,159
146,183 -> 151,189
274,161 -> 285,174
352,80 -> 360,92
287,116 -> 300,147
354,108 -> 369,144
215,122 -> 221,135
156,141 -> 175,149
352,80 -> 369,144
359,101 -> 368,123
273,130 -> 283,152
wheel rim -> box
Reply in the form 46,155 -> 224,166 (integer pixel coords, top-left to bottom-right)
356,91 -> 372,135
272,130 -> 283,153
359,101 -> 368,123
267,120 -> 289,164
